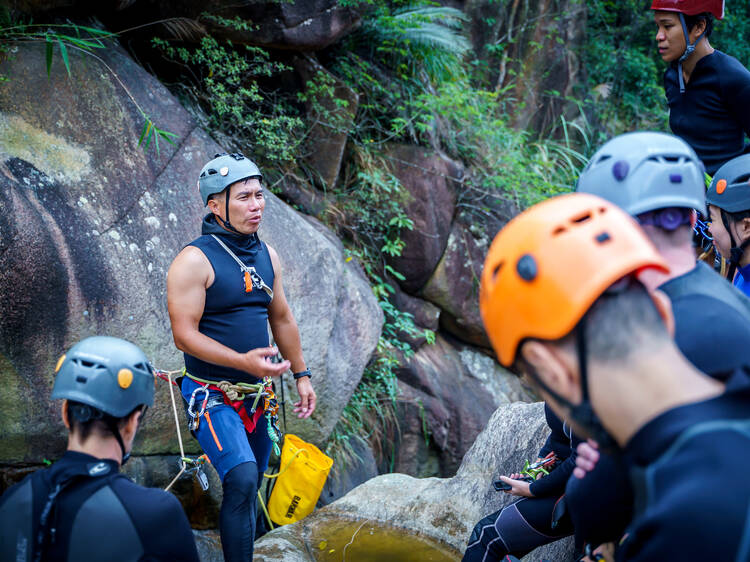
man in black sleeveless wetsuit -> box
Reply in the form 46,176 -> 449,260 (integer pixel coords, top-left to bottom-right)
0,336 -> 199,562
167,152 -> 315,561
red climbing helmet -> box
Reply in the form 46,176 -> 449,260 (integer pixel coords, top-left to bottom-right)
650,0 -> 724,19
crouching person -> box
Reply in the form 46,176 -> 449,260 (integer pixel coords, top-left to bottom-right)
0,336 -> 199,562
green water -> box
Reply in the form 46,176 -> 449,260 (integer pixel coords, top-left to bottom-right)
306,518 -> 461,562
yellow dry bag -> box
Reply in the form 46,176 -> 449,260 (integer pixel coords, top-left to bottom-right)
267,433 -> 333,526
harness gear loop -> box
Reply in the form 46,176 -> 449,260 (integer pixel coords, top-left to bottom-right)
187,383 -> 210,431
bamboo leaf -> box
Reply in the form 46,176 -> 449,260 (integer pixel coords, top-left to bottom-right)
56,37 -> 70,76
137,121 -> 150,146
45,35 -> 53,77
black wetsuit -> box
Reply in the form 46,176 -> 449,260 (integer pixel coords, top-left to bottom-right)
463,404 -> 582,562
665,50 -> 750,175
565,262 -> 750,548
620,369 -> 750,560
0,451 -> 199,561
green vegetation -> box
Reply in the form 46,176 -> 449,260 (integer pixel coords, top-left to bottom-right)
0,10 -> 176,151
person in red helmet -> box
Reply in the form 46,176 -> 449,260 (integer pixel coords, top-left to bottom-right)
651,0 -> 750,175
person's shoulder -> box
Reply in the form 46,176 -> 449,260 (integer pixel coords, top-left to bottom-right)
111,476 -> 183,512
711,50 -> 750,88
0,471 -> 36,510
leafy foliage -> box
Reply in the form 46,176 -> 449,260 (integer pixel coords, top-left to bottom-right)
0,10 -> 176,152
152,33 -> 303,164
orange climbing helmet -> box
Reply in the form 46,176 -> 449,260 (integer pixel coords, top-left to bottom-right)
479,193 -> 669,366
650,0 -> 724,19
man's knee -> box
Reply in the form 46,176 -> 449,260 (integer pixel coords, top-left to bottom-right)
223,462 -> 258,500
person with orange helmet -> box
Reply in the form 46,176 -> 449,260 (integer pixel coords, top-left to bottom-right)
650,0 -> 750,175
478,192 -> 750,560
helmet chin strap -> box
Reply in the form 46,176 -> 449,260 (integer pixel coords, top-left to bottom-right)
720,210 -> 750,282
676,13 -> 707,93
525,317 -> 622,455
214,185 -> 244,236
103,416 -> 131,465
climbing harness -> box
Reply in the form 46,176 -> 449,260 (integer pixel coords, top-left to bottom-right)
210,234 -> 274,297
153,366 -> 284,494
181,370 -> 282,456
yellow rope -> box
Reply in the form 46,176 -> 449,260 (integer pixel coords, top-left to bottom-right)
165,371 -> 188,492
256,446 -> 308,530
263,448 -> 306,480
257,491 -> 275,531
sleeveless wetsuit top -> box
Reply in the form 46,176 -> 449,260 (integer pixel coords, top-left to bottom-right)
183,214 -> 275,383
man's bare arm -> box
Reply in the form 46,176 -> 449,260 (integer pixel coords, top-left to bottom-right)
267,244 -> 316,417
166,246 -> 289,378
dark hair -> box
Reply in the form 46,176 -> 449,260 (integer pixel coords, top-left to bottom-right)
684,12 -> 714,39
512,279 -> 669,372
67,401 -> 142,442
728,209 -> 750,223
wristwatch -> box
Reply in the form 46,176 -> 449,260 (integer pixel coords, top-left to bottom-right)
293,368 -> 311,380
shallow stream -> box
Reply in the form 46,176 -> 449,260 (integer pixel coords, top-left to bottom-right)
306,518 -> 461,562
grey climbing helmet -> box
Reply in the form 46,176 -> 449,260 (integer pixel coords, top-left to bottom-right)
706,153 -> 750,213
706,153 -> 750,281
198,152 -> 262,206
577,131 -> 707,218
51,336 -> 155,418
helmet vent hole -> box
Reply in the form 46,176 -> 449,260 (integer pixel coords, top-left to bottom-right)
737,173 -> 750,184
207,169 -> 218,176
596,155 -> 611,164
134,362 -> 148,372
76,376 -> 87,384
492,261 -> 504,281
552,226 -> 566,236
595,231 -> 611,244
571,212 -> 592,224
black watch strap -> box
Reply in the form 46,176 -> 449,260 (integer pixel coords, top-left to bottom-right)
293,368 -> 311,380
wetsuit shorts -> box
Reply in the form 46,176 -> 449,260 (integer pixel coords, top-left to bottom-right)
181,376 -> 272,481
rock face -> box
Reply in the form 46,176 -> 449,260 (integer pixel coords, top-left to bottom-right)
465,0 -> 587,133
295,57 -> 359,190
422,219 -> 491,348
383,145 -> 462,294
254,402 -> 575,561
0,43 -> 382,462
393,334 -> 534,476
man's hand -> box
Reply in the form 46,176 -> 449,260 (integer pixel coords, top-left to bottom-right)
573,439 -> 600,479
239,346 -> 290,378
294,377 -> 316,418
497,474 -> 534,497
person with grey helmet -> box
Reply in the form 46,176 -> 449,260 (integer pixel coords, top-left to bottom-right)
166,152 -> 315,561
568,131 -> 750,555
651,0 -> 750,175
706,153 -> 750,296
0,336 -> 199,562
